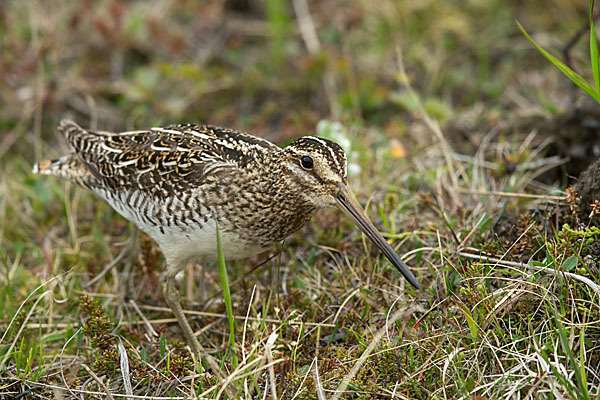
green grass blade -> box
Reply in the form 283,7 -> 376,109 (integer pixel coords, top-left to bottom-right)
590,0 -> 600,96
579,328 -> 589,398
551,305 -> 590,399
533,328 -> 579,399
216,224 -> 238,368
517,20 -> 600,102
455,300 -> 479,341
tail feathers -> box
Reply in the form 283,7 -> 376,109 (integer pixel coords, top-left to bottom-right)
32,159 -> 52,175
33,120 -> 86,176
34,120 -> 102,187
33,154 -> 91,183
33,155 -> 69,175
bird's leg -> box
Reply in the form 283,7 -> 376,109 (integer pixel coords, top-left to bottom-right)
162,272 -> 204,356
160,264 -> 228,384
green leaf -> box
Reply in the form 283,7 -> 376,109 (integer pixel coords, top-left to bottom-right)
455,301 -> 479,341
517,20 -> 600,102
140,346 -> 148,363
465,376 -> 475,392
562,255 -> 579,272
297,364 -> 311,375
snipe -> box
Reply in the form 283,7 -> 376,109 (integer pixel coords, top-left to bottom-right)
34,120 -> 419,356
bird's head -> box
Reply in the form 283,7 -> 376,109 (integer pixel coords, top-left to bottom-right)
281,136 -> 420,289
282,136 -> 348,208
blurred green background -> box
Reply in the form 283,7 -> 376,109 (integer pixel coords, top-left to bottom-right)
1,0 -> 590,158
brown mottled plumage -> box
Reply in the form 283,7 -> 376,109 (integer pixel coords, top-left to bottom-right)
34,119 -> 418,355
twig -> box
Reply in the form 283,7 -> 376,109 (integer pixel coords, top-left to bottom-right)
60,328 -> 83,400
456,188 -> 566,201
458,251 -> 600,295
312,357 -> 326,400
290,358 -> 317,400
128,299 -> 158,338
292,0 -> 319,53
138,304 -> 337,328
10,313 -> 335,330
82,364 -> 116,400
265,331 -> 279,400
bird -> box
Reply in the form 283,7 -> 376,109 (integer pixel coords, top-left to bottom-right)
34,120 -> 419,356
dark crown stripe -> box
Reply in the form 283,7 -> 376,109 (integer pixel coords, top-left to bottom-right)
298,136 -> 346,179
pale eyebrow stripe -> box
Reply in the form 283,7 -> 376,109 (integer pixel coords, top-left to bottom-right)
304,136 -> 343,176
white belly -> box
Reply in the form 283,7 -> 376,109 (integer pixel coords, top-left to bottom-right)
96,189 -> 271,266
147,220 -> 270,265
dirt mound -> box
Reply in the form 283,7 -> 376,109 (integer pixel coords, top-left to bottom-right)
574,158 -> 600,224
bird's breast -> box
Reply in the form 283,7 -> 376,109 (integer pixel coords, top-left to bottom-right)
93,181 -> 318,264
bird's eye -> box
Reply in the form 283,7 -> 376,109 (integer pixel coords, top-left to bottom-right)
300,155 -> 314,169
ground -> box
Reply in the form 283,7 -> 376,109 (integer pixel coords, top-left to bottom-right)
1,0 -> 600,399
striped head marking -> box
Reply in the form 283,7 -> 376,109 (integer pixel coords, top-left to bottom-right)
282,136 -> 348,207
284,136 -> 420,289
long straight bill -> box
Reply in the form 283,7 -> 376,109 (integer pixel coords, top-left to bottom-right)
336,185 -> 419,289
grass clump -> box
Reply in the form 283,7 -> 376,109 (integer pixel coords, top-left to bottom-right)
79,295 -> 114,350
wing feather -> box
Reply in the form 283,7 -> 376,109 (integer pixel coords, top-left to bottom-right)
57,120 -> 278,197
